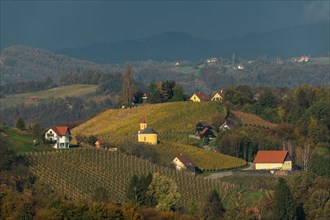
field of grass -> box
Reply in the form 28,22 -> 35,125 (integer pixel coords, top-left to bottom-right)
232,111 -> 278,129
1,84 -> 97,110
27,149 -> 237,208
4,127 -> 46,153
223,188 -> 268,208
72,102 -> 220,138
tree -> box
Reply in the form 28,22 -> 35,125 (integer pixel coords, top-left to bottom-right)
31,123 -> 43,141
146,173 -> 180,211
272,178 -> 298,220
224,192 -> 248,220
147,83 -> 162,103
201,190 -> 225,220
16,116 -> 25,130
126,173 -> 153,206
171,84 -> 185,102
119,64 -> 136,107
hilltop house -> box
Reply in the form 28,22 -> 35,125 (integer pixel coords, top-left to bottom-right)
253,150 -> 292,171
211,90 -> 225,102
190,92 -> 209,102
172,154 -> 201,173
138,116 -> 158,145
44,126 -> 71,149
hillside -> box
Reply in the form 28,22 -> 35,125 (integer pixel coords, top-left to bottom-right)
0,45 -> 102,83
73,102 -> 246,170
0,84 -> 97,110
73,102 -> 221,137
232,111 -> 278,129
2,127 -> 46,153
27,149 -> 237,208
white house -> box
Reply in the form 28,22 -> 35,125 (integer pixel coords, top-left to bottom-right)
45,126 -> 71,149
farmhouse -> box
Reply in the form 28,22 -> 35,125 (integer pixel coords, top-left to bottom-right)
172,154 -> 201,173
253,150 -> 292,171
190,92 -> 209,102
44,126 -> 71,149
211,90 -> 225,102
138,116 -> 158,145
95,139 -> 106,149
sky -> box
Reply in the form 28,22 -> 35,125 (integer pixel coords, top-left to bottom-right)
1,1 -> 329,51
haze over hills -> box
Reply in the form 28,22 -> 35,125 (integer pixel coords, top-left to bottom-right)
57,23 -> 329,63
0,45 -> 102,83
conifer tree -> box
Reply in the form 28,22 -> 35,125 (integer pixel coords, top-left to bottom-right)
16,116 -> 25,130
272,178 -> 298,220
202,190 -> 225,220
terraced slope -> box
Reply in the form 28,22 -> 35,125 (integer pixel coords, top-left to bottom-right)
27,149 -> 236,208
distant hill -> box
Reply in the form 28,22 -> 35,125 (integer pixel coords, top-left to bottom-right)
0,84 -> 97,110
0,45 -> 102,83
58,23 -> 329,63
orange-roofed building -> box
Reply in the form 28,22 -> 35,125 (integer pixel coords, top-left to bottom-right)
253,150 -> 292,171
45,126 -> 71,149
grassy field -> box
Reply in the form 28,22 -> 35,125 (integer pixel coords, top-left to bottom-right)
27,149 -> 237,208
4,127 -> 46,153
0,84 -> 97,110
72,102 -> 220,137
223,188 -> 268,208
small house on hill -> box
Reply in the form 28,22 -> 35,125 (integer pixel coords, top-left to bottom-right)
196,122 -> 211,134
211,91 -> 225,102
45,126 -> 71,149
138,116 -> 158,145
95,139 -> 106,149
196,122 -> 215,139
253,150 -> 292,171
172,154 -> 201,173
190,92 -> 209,102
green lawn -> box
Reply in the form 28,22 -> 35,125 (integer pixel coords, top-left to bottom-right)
5,127 -> 48,153
1,84 -> 97,110
223,188 -> 267,208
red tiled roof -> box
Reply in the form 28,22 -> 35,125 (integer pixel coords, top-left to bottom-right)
195,92 -> 209,101
51,126 -> 69,136
253,151 -> 289,163
176,154 -> 197,168
199,127 -> 209,135
141,116 -> 146,123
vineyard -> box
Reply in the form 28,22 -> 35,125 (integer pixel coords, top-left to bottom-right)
72,101 -> 220,139
232,111 -> 278,129
118,140 -> 246,170
27,149 -> 236,208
